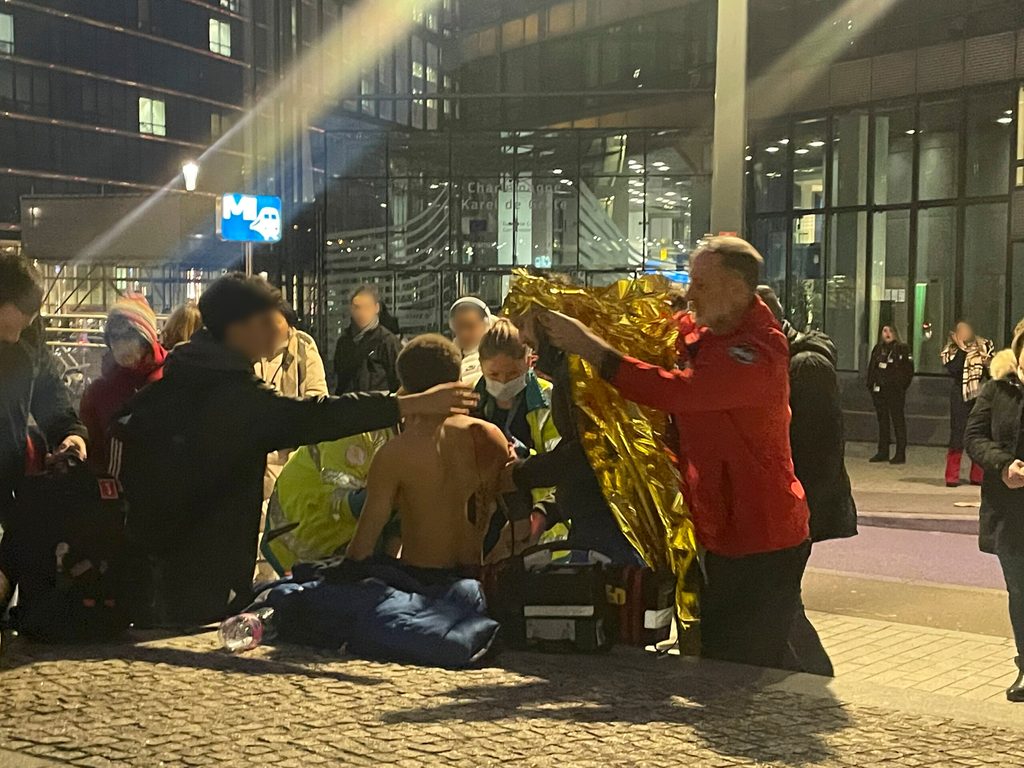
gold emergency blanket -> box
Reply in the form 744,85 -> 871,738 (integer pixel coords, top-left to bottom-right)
504,270 -> 698,623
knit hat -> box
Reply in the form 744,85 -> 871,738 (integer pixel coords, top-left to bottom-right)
106,293 -> 159,349
199,273 -> 281,340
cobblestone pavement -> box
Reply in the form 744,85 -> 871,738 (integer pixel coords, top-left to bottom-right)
3,629 -> 1024,767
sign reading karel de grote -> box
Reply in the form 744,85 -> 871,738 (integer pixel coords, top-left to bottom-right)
217,193 -> 283,243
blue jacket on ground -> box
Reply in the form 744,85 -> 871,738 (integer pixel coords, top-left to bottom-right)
258,559 -> 499,669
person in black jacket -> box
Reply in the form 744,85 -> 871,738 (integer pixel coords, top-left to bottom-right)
0,253 -> 88,607
501,336 -> 643,564
333,284 -> 402,394
759,286 -> 857,675
867,325 -> 914,464
116,274 -> 475,628
966,329 -> 1024,701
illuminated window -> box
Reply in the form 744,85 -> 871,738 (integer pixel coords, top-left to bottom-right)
219,0 -> 239,11
138,96 -> 166,136
209,18 -> 232,56
0,14 -> 13,55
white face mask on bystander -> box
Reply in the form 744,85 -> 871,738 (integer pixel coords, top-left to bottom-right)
485,373 -> 527,403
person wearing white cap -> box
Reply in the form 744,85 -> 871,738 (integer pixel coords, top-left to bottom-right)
449,296 -> 492,388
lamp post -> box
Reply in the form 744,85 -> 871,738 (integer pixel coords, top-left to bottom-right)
181,160 -> 200,192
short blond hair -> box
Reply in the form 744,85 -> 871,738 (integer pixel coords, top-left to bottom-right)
698,236 -> 764,291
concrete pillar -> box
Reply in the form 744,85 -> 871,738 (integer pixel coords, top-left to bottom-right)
710,0 -> 748,236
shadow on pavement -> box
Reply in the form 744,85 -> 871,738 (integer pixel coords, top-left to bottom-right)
0,632 -> 383,686
382,650 -> 852,766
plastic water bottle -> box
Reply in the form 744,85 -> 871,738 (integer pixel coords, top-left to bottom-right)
218,607 -> 276,653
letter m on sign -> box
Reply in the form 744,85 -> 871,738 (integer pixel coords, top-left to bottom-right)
221,194 -> 257,221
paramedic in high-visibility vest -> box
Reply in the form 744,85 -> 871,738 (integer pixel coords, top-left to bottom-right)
537,236 -> 812,671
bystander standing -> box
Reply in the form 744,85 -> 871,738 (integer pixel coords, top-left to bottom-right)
539,237 -> 812,671
867,325 -> 914,465
333,284 -> 401,394
966,329 -> 1024,701
942,322 -> 993,487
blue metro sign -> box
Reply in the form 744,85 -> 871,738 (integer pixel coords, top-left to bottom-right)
217,193 -> 283,243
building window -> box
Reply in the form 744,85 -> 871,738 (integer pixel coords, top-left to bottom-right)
210,111 -> 233,138
0,14 -> 13,55
209,18 -> 232,57
220,0 -> 239,11
138,96 -> 166,136
915,206 -> 957,372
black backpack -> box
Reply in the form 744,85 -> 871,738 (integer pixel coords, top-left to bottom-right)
5,459 -> 128,642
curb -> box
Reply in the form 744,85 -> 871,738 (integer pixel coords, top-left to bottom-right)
859,512 -> 978,536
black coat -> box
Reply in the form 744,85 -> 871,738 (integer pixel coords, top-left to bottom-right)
510,343 -> 643,564
333,324 -> 401,394
867,341 -> 914,393
116,329 -> 401,626
785,322 -> 857,543
965,376 -> 1024,555
0,319 -> 85,513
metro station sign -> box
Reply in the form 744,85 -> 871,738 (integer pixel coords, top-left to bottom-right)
217,193 -> 283,243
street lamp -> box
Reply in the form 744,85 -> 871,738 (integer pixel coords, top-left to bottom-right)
181,160 -> 200,192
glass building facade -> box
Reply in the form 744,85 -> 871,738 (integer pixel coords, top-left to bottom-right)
314,0 -> 717,340
747,0 -> 1024,378
318,127 -> 711,338
748,88 -> 1018,374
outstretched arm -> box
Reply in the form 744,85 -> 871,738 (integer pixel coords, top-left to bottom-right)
538,309 -> 785,413
346,444 -> 400,561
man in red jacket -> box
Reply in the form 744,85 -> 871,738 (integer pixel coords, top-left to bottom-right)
539,236 -> 812,670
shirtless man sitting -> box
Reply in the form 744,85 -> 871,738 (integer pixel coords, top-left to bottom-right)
346,334 -> 511,570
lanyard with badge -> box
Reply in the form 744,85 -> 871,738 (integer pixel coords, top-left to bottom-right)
873,350 -> 894,393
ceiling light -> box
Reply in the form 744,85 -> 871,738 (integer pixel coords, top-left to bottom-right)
808,140 -> 825,148
778,138 -> 789,145
765,146 -> 780,153
997,116 -> 1013,125
795,148 -> 809,155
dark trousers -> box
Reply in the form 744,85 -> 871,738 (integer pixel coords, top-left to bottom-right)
873,389 -> 907,455
998,552 -> 1024,658
701,540 -> 812,670
948,395 -> 974,452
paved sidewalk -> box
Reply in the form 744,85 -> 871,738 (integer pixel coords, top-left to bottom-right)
2,622 -> 1024,768
846,442 -> 980,532
812,611 -> 1016,703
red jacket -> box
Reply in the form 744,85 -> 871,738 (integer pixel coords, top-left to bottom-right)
80,347 -> 165,474
611,297 -> 810,557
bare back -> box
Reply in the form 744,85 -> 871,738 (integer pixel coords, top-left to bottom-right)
346,414 -> 510,570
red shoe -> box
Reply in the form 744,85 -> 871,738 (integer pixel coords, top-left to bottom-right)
970,462 -> 984,486
945,449 -> 962,487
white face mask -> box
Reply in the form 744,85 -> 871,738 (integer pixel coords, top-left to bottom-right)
485,373 -> 527,402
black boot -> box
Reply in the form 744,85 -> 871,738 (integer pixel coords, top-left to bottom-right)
869,450 -> 889,463
1008,658 -> 1024,702
890,448 -> 907,465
